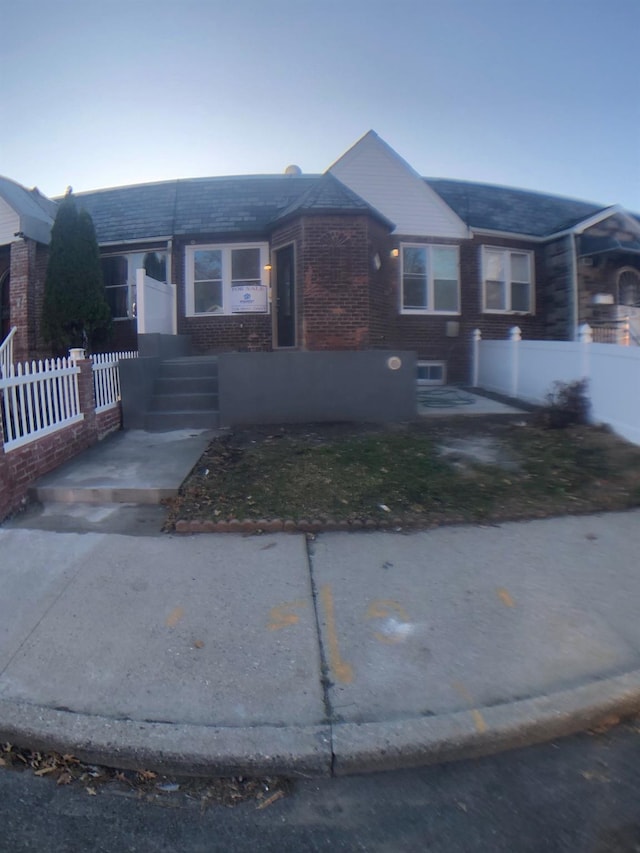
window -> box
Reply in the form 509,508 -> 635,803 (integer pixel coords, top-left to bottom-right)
101,250 -> 167,320
102,256 -> 129,319
186,244 -> 269,316
482,248 -> 534,313
401,245 -> 459,314
417,361 -> 445,385
618,268 -> 640,307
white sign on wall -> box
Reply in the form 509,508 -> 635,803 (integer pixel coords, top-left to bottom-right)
231,285 -> 268,313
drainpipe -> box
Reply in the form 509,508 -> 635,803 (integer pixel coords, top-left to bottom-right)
167,239 -> 176,335
569,232 -> 579,341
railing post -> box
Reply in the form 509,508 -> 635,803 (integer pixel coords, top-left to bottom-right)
510,326 -> 521,398
471,328 -> 481,387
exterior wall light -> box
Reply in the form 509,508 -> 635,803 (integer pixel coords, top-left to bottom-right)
390,248 -> 399,258
264,264 -> 272,271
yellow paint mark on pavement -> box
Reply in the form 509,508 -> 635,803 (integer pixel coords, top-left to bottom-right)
452,682 -> 487,733
320,584 -> 353,684
471,709 -> 487,733
165,606 -> 184,628
366,599 -> 411,644
268,600 -> 307,631
366,599 -> 409,621
497,588 -> 515,608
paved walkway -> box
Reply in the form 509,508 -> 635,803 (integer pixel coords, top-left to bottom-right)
1,430 -> 639,777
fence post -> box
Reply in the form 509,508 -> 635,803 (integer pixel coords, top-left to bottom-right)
471,329 -> 481,387
510,326 -> 521,398
72,353 -> 98,445
578,322 -> 592,381
0,400 -> 10,520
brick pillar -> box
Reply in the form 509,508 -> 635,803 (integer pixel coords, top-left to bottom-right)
9,238 -> 37,362
75,356 -> 98,445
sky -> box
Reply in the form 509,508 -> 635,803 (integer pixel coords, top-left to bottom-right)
2,0 -> 639,209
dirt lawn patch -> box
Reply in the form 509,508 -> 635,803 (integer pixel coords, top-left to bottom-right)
163,418 -> 640,531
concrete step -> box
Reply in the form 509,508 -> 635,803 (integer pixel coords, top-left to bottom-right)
159,358 -> 218,380
149,393 -> 219,412
144,410 -> 220,431
154,376 -> 219,395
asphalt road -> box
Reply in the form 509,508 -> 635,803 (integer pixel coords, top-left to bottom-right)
1,719 -> 640,852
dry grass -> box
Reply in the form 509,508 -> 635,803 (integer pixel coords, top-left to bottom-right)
164,418 -> 640,530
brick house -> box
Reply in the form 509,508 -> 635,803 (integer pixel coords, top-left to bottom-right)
2,131 -> 639,381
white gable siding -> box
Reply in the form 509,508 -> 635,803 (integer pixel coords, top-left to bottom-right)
329,132 -> 469,239
0,198 -> 19,246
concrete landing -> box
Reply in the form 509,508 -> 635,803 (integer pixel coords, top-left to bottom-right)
29,429 -> 215,505
418,387 -> 526,417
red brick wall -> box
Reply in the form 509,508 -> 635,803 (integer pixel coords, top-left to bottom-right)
96,404 -> 122,439
367,220 -> 397,349
5,239 -> 51,361
107,320 -> 138,353
9,239 -> 36,363
298,214 -> 373,350
0,358 -> 121,521
386,234 -> 546,384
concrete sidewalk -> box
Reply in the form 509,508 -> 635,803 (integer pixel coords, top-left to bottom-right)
1,503 -> 640,776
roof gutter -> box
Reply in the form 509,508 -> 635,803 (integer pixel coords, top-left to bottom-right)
98,236 -> 172,248
470,228 -> 546,242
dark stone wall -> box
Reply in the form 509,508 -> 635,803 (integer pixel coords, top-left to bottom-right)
218,350 -> 416,426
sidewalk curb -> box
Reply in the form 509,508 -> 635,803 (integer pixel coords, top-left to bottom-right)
0,700 -> 332,778
1,670 -> 639,778
332,669 -> 640,774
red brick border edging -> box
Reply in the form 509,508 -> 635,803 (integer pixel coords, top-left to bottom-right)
172,516 -> 404,535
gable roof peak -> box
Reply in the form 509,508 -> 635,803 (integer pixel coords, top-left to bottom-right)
328,131 -> 470,238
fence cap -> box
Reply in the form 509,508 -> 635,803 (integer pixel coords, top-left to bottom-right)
69,348 -> 86,362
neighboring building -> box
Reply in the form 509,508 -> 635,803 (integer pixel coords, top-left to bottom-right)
2,131 -> 639,380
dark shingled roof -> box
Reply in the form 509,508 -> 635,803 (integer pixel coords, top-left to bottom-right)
75,175 -> 324,243
425,178 -> 607,237
272,172 -> 394,227
70,172 -> 620,245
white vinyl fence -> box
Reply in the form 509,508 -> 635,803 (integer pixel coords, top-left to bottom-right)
136,269 -> 176,335
91,350 -> 137,412
473,326 -> 640,445
0,358 -> 82,451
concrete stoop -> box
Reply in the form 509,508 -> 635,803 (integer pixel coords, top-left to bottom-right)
145,357 -> 220,431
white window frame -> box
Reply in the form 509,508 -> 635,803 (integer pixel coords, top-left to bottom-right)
417,361 -> 446,386
100,249 -> 168,322
185,242 -> 270,317
400,243 -> 460,315
481,246 -> 535,314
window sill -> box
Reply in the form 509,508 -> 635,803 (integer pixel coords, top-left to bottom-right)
186,311 -> 270,318
400,310 -> 461,316
482,310 -> 533,316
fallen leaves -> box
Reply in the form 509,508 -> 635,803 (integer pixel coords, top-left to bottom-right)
256,789 -> 285,810
0,742 -> 290,806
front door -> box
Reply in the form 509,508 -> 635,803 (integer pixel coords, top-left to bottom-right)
275,245 -> 296,347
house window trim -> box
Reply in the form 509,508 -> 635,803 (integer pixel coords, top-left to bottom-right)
417,360 -> 446,386
481,246 -> 535,315
101,248 -> 168,322
185,242 -> 270,318
400,243 -> 461,316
